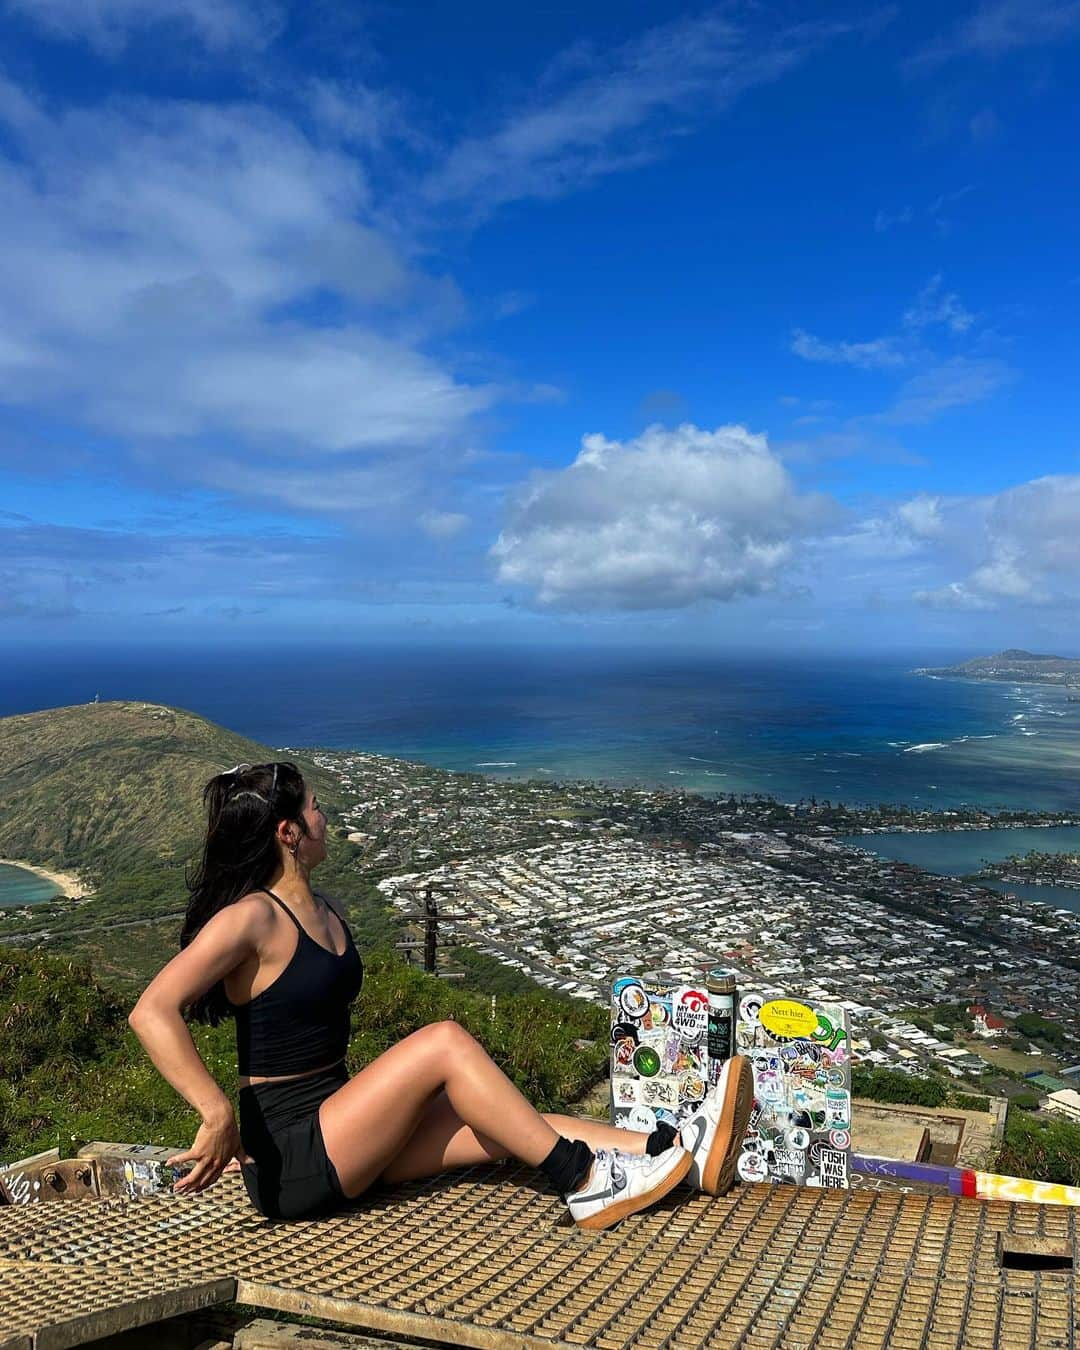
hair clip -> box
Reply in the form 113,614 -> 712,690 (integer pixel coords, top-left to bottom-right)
231,789 -> 268,805
222,763 -> 252,777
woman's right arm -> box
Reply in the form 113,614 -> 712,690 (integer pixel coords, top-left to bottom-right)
128,896 -> 269,1195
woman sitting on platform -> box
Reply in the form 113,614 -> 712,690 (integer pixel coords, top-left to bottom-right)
129,761 -> 753,1228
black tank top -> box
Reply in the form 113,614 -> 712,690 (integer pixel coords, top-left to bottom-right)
230,888 -> 364,1077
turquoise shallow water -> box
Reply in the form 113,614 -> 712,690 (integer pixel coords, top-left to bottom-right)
840,826 -> 1080,915
0,862 -> 60,907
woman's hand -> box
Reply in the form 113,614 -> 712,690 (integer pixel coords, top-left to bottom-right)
168,1108 -> 251,1195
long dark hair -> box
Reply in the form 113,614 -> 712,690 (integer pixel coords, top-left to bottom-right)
181,761 -> 309,1025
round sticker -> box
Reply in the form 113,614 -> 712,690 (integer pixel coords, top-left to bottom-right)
682,1074 -> 706,1102
738,993 -> 764,1024
759,1000 -> 819,1040
830,1129 -> 851,1150
786,1127 -> 811,1151
737,1150 -> 768,1184
826,1068 -> 844,1087
633,1045 -> 661,1078
611,1021 -> 640,1045
618,983 -> 650,1019
649,1001 -> 669,1026
628,1105 -> 657,1132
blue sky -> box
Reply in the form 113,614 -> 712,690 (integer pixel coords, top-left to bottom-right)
2,0 -> 1079,651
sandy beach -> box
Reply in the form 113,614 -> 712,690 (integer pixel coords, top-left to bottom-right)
0,858 -> 92,899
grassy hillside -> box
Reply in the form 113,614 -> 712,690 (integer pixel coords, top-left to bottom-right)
0,945 -> 608,1164
0,700 -> 337,874
0,701 -> 396,985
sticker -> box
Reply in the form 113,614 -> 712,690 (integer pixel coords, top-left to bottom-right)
825,1089 -> 850,1130
817,1148 -> 847,1189
672,987 -> 709,1041
826,1068 -> 845,1087
618,983 -> 650,1019
760,1000 -> 818,1040
810,1011 -> 848,1053
614,1038 -> 636,1071
738,993 -> 765,1024
633,1045 -> 662,1078
682,1073 -> 706,1102
642,1076 -> 680,1109
773,1147 -> 806,1178
648,1000 -> 670,1026
611,1021 -> 640,1044
613,1077 -> 639,1107
829,1129 -> 851,1150
738,1151 -> 769,1184
786,1127 -> 811,1151
628,1106 -> 657,1133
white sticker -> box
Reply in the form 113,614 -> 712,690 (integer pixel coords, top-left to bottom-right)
672,987 -> 709,1041
738,993 -> 765,1024
737,1150 -> 769,1184
628,1106 -> 657,1133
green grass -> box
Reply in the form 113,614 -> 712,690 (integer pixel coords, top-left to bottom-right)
0,943 -> 608,1163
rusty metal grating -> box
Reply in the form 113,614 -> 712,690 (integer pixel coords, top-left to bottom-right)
1,1167 -> 1077,1349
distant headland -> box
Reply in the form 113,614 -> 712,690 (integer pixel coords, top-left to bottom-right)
916,649 -> 1080,688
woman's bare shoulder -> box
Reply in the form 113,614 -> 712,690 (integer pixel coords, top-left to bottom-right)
202,891 -> 278,940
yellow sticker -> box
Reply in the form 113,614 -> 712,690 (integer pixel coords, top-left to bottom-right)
759,999 -> 818,1039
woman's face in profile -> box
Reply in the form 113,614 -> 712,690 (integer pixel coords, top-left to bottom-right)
299,787 -> 327,866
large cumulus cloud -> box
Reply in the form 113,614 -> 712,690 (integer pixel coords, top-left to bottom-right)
491,423 -> 834,610
904,475 -> 1080,610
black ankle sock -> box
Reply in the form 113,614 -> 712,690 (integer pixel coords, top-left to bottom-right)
645,1122 -> 679,1156
539,1136 -> 594,1196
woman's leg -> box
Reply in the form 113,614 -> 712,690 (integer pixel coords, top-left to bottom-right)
378,1096 -> 651,1185
320,1021 -> 611,1199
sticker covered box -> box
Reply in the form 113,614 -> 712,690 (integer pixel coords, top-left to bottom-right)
733,992 -> 852,1189
610,976 -> 711,1134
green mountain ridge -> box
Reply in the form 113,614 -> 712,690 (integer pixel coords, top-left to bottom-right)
0,700 -> 338,876
0,701 -> 377,985
918,649 -> 1080,685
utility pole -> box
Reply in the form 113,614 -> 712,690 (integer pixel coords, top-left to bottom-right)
395,881 -> 474,979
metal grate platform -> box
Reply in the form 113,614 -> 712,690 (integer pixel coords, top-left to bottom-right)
0,1167 -> 1076,1349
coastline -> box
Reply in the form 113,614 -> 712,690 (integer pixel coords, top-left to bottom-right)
0,858 -> 92,900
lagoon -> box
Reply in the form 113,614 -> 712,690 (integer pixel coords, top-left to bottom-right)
840,825 -> 1080,915
0,862 -> 61,907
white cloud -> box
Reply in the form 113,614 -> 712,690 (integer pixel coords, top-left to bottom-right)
915,581 -> 994,610
791,329 -> 906,371
4,0 -> 284,53
874,205 -> 914,233
896,495 -> 944,538
884,356 -> 1013,424
913,475 -> 1080,610
419,509 -> 470,540
492,423 -> 835,610
902,274 -> 974,334
912,0 -> 1080,68
423,11 -> 847,215
0,81 -> 494,510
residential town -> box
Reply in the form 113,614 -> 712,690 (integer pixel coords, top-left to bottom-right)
311,749 -> 1080,1102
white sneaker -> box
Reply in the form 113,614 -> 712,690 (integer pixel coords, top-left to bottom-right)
564,1145 -> 691,1231
680,1055 -> 755,1196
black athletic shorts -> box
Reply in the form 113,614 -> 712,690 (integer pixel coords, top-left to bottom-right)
239,1062 -> 351,1220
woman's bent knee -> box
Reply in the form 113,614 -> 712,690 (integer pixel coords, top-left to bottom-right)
423,1019 -> 476,1058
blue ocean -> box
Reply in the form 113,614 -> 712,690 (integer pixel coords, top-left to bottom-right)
4,644 -> 1078,812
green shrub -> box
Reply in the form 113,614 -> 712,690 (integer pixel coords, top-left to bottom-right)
948,1092 -> 989,1112
997,1110 -> 1080,1186
852,1065 -> 947,1107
